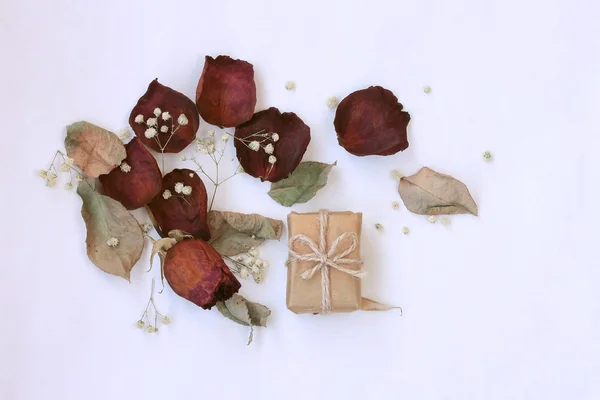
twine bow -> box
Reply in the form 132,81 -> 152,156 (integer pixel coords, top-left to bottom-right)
288,210 -> 364,314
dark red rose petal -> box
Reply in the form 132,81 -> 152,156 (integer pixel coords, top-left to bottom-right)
234,107 -> 310,182
147,168 -> 210,240
98,137 -> 162,210
164,239 -> 241,310
334,86 -> 411,156
129,79 -> 199,153
196,55 -> 256,128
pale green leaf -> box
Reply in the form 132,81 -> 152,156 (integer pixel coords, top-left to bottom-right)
268,161 -> 336,207
216,294 -> 271,345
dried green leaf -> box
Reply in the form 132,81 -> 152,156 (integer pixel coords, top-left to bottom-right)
216,294 -> 271,345
268,161 -> 336,207
77,179 -> 144,281
398,167 -> 478,216
207,210 -> 283,256
65,121 -> 126,178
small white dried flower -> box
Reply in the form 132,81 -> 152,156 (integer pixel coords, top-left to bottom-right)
64,182 -> 73,190
160,125 -> 169,133
46,179 -> 56,187
207,143 -> 216,154
189,173 -> 194,178
60,163 -> 70,172
106,237 -> 119,247
441,217 -> 451,227
264,143 -> 274,154
208,129 -> 215,137
141,223 -> 153,233
48,172 -> 57,180
247,256 -> 256,266
39,170 -> 48,179
75,174 -> 84,182
65,157 -> 74,166
392,201 -> 400,210
180,156 -> 187,162
147,117 -> 158,127
174,182 -> 184,194
391,170 -> 403,181
248,247 -> 258,257
120,162 -> 131,173
118,129 -> 131,140
135,114 -> 145,124
162,190 -> 172,200
268,155 -> 277,164
153,108 -> 161,117
483,151 -> 493,162
285,81 -> 296,91
178,114 -> 188,125
375,223 -> 383,231
271,133 -> 279,142
253,269 -> 265,284
144,128 -> 157,139
248,141 -> 260,151
160,315 -> 171,325
326,96 -> 339,108
162,111 -> 171,120
428,215 -> 437,223
402,226 -> 410,235
240,267 -> 250,279
236,165 -> 244,173
221,133 -> 230,142
261,260 -> 269,268
424,86 -> 432,93
146,325 -> 155,333
196,143 -> 208,153
182,186 -> 192,195
136,320 -> 145,329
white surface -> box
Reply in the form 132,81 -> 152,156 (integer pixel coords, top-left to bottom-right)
2,0 -> 599,399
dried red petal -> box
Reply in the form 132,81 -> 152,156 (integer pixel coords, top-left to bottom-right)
129,79 -> 199,153
147,169 -> 210,240
164,239 -> 241,309
334,86 -> 411,156
98,138 -> 162,210
196,55 -> 256,128
234,107 -> 310,182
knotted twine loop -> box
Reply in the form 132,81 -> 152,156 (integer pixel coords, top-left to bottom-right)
288,210 -> 365,314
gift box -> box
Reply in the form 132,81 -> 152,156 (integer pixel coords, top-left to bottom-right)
286,210 -> 364,314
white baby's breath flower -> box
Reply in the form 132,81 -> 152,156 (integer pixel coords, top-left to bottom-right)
253,269 -> 265,284
48,172 -> 57,180
46,179 -> 56,187
236,165 -> 244,173
162,190 -> 172,200
268,155 -> 277,164
135,114 -> 145,124
196,143 -> 208,153
271,133 -> 279,142
254,259 -> 264,268
144,128 -> 157,139
261,260 -> 269,268
141,223 -> 152,233
208,129 -> 215,137
247,256 -> 256,266
64,182 -> 73,190
153,108 -> 161,117
106,237 -> 119,247
65,157 -> 74,166
147,117 -> 157,127
428,215 -> 437,223
375,223 -> 383,231
174,182 -> 184,194
248,141 -> 260,151
221,133 -> 230,142
136,320 -> 145,329
240,267 -> 250,279
402,226 -> 410,235
39,170 -> 48,179
189,173 -> 194,178
392,201 -> 400,210
182,186 -> 192,195
264,143 -> 274,154
424,86 -> 432,93
178,114 -> 188,126
160,315 -> 171,325
75,174 -> 84,182
482,151 -> 493,162
207,143 -> 216,154
180,155 -> 187,162
146,325 -> 154,334
118,129 -> 131,140
160,125 -> 169,133
391,170 -> 403,181
161,111 -> 171,120
60,163 -> 70,172
120,162 -> 131,173
441,217 -> 451,227
248,247 -> 258,257
326,96 -> 339,108
285,81 -> 296,91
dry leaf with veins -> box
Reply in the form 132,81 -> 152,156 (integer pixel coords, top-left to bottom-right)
398,167 -> 478,216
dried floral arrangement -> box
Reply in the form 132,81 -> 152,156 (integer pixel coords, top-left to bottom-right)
39,55 -> 481,344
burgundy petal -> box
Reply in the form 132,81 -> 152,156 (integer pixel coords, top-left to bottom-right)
99,137 -> 162,210
147,169 -> 210,240
334,86 -> 411,156
196,55 -> 256,128
129,79 -> 199,153
234,107 -> 310,182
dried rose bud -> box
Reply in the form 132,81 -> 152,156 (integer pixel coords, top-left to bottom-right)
147,168 -> 210,240
196,55 -> 256,128
234,107 -> 310,182
98,138 -> 162,210
164,239 -> 241,309
129,79 -> 199,153
334,86 -> 411,156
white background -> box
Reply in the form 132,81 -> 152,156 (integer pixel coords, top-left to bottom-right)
2,0 -> 599,399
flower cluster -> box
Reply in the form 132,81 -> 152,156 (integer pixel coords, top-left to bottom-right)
106,237 -> 119,247
226,247 -> 269,284
163,181 -> 192,201
134,108 -> 188,152
137,278 -> 171,334
39,150 -> 82,190
236,129 -> 279,166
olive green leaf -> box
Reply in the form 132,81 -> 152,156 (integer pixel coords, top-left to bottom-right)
398,167 -> 478,216
207,210 -> 283,256
216,294 -> 271,345
77,179 -> 144,281
268,161 -> 336,207
65,121 -> 126,178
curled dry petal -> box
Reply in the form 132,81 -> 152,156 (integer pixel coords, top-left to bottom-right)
147,168 -> 210,240
129,79 -> 199,153
99,138 -> 162,210
196,55 -> 256,128
334,86 -> 411,156
234,107 -> 310,182
164,239 -> 241,309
